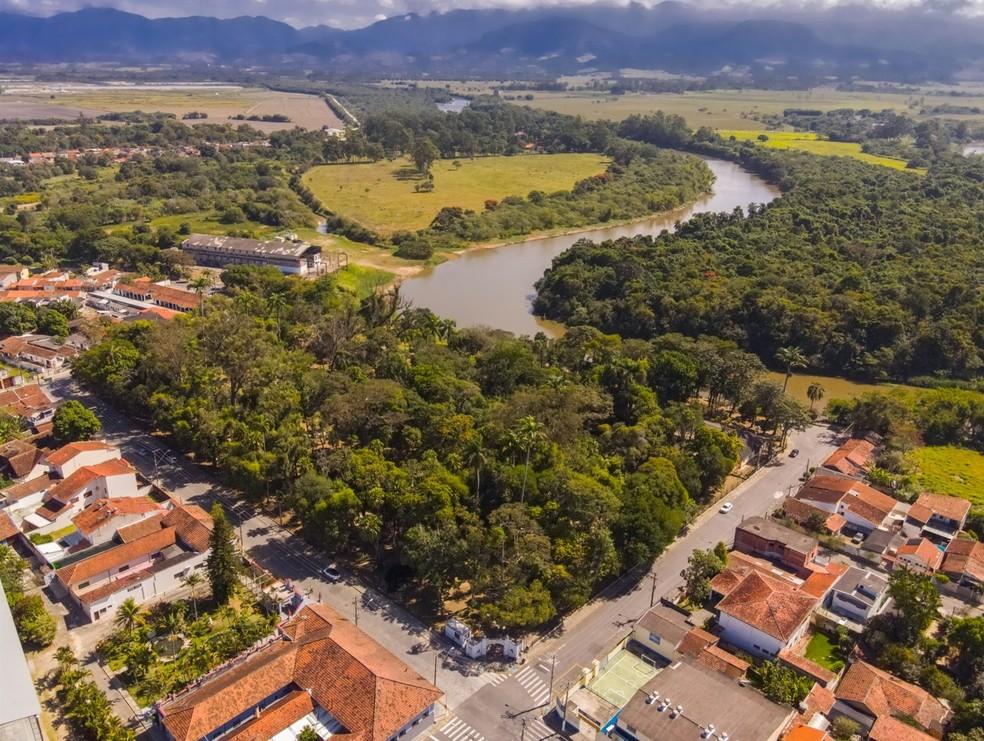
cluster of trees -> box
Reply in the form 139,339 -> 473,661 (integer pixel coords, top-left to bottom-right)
0,545 -> 56,649
96,592 -> 274,705
1,143 -> 316,273
52,400 -> 102,445
73,267 -> 747,631
0,116 -> 265,159
535,122 -> 984,381
0,297 -> 76,337
54,648 -> 134,741
863,569 -> 984,739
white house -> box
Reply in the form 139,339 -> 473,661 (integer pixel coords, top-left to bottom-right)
716,572 -> 817,659
44,441 -> 120,479
826,567 -> 889,624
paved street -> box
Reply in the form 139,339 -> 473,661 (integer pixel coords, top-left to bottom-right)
47,375 -> 839,739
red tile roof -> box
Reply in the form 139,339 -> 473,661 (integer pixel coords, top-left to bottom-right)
44,440 -> 115,467
942,537 -> 984,583
697,644 -> 749,679
782,498 -> 845,534
0,511 -> 18,541
898,538 -> 944,571
835,660 -> 950,731
778,649 -> 837,685
222,690 -> 315,741
910,492 -> 971,524
162,504 -> 212,552
868,716 -> 937,741
72,496 -> 161,536
2,473 -> 51,502
0,383 -> 54,420
0,439 -> 43,478
56,527 -> 177,586
784,724 -> 831,741
717,572 -> 817,642
45,458 -> 134,504
116,512 -> 166,542
800,562 -> 848,599
822,438 -> 876,477
159,603 -> 442,741
796,475 -> 898,526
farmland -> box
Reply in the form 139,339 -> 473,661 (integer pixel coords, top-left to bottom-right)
907,446 -> 984,508
0,83 -> 343,131
719,130 -> 917,171
514,86 -> 984,128
301,153 -> 610,234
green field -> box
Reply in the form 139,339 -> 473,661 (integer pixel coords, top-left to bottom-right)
765,372 -> 919,411
908,446 -> 984,508
719,130 -> 917,171
517,86 -> 984,129
302,153 -> 610,234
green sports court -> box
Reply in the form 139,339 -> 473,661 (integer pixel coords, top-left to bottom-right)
587,649 -> 660,708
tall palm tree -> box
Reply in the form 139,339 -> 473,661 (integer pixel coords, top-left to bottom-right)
181,571 -> 205,620
267,292 -> 289,340
189,273 -> 214,317
807,382 -> 825,411
114,598 -> 143,634
775,346 -> 808,393
463,435 -> 486,510
514,416 -> 545,504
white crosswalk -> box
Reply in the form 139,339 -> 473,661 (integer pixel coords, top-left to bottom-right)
479,671 -> 508,687
431,717 -> 486,741
515,665 -> 551,705
525,717 -> 555,739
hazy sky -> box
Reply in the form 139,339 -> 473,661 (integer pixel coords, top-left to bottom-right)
0,0 -> 980,29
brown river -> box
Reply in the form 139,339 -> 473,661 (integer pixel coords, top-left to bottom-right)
400,157 -> 780,337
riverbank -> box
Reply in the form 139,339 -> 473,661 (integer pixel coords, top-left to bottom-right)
307,177 -> 723,289
400,157 -> 780,336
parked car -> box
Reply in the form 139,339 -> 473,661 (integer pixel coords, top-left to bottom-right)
789,449 -> 800,458
320,565 -> 341,582
719,502 -> 734,514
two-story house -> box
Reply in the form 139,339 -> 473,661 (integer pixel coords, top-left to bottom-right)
734,516 -> 819,577
825,567 -> 889,625
902,492 -> 971,545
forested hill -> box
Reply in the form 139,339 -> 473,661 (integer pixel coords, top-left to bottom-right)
534,129 -> 984,383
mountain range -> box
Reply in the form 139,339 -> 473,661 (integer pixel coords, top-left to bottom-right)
0,4 -> 982,81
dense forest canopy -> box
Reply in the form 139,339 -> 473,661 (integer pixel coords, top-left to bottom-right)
70,269 -> 768,631
535,116 -> 984,382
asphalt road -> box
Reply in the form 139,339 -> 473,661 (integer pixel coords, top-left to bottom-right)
47,374 -> 840,739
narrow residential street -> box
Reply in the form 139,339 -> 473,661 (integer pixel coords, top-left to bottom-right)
47,374 -> 840,739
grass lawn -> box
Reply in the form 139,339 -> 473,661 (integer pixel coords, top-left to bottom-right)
334,264 -> 394,298
908,446 -> 984,508
149,210 -> 279,237
302,153 -> 610,234
719,130 -> 920,172
804,632 -> 846,672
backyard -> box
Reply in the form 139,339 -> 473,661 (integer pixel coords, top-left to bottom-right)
803,631 -> 847,673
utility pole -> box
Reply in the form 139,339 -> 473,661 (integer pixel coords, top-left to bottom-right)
650,571 -> 658,608
354,596 -> 359,626
520,718 -> 527,741
560,682 -> 572,733
239,519 -> 245,555
548,655 -> 556,699
433,651 -> 439,687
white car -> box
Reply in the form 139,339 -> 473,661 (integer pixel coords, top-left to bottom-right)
719,502 -> 734,514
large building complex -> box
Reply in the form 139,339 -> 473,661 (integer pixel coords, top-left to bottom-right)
181,234 -> 326,276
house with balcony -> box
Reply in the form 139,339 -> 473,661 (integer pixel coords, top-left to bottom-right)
902,492 -> 971,545
825,567 -> 889,625
794,476 -> 903,534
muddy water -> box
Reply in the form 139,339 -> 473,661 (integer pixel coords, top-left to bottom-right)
399,158 -> 780,337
